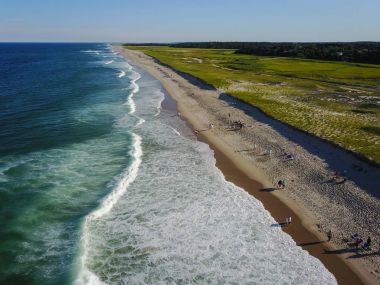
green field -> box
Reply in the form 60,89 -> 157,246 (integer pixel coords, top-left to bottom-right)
124,45 -> 380,163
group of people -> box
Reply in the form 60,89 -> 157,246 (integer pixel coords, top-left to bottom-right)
284,151 -> 296,161
350,234 -> 378,251
230,120 -> 245,130
285,216 -> 292,225
331,170 -> 347,184
202,114 -> 377,256
277,179 -> 287,189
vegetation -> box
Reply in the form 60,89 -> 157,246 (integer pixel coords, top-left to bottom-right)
123,45 -> 380,163
169,42 -> 380,65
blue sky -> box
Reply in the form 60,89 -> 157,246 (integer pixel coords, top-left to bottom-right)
0,0 -> 379,42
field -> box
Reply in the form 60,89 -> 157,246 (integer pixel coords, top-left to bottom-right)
124,45 -> 380,164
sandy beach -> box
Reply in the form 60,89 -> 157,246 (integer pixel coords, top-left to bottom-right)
115,45 -> 380,285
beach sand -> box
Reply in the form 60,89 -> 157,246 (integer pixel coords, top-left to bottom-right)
115,45 -> 380,285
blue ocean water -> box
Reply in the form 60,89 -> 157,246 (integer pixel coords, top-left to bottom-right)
0,43 -> 337,285
0,43 -> 137,284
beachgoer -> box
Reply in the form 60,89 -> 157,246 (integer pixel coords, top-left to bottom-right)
268,149 -> 272,156
327,230 -> 332,242
351,233 -> 359,242
355,238 -> 363,249
363,237 -> 371,249
277,180 -> 283,189
287,216 -> 292,225
332,170 -> 341,180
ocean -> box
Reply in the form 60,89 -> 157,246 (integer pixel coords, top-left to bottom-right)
0,43 -> 337,285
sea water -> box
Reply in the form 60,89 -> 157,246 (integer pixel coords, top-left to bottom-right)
0,43 -> 337,285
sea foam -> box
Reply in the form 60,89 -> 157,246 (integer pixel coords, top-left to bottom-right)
74,52 -> 144,285
117,71 -> 126,78
74,49 -> 337,285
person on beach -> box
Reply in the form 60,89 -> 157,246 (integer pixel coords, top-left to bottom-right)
327,230 -> 332,242
287,216 -> 292,225
277,180 -> 287,189
332,170 -> 341,180
208,123 -> 214,130
285,152 -> 295,161
355,237 -> 363,249
362,237 -> 372,250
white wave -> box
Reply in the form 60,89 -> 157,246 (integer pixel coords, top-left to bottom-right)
170,127 -> 181,136
74,58 -> 145,285
153,90 -> 165,117
74,133 -> 143,285
73,55 -> 336,284
81,50 -> 101,54
136,118 -> 146,126
104,60 -> 114,65
127,70 -> 141,114
117,71 -> 126,78
93,134 -> 142,220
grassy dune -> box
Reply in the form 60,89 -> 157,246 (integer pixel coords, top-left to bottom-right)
125,45 -> 380,163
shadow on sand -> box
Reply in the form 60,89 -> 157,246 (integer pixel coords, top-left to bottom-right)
218,92 -> 379,198
260,188 -> 276,192
270,222 -> 287,228
298,240 -> 327,247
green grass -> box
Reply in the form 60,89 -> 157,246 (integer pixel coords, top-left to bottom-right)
124,45 -> 380,163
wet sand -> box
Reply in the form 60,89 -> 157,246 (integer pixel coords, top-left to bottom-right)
161,88 -> 365,285
115,45 -> 380,285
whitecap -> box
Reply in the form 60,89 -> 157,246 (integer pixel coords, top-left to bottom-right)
75,133 -> 143,285
117,71 -> 126,78
170,126 -> 181,136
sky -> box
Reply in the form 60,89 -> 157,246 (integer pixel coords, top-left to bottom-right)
0,0 -> 379,42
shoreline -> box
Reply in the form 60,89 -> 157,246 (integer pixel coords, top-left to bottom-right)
115,45 -> 379,285
161,76 -> 365,285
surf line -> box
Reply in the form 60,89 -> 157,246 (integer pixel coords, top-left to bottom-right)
123,67 -> 141,115
118,70 -> 126,78
74,63 -> 143,285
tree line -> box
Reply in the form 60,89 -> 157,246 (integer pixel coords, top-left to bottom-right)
126,42 -> 380,64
